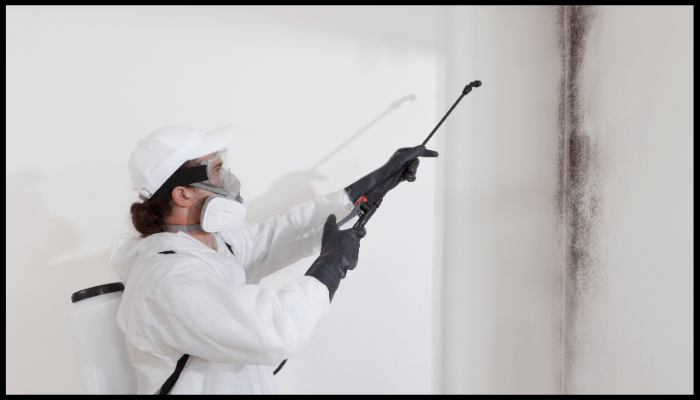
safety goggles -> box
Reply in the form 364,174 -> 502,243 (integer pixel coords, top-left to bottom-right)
193,148 -> 230,189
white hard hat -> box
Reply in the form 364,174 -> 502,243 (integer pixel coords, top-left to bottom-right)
128,124 -> 235,200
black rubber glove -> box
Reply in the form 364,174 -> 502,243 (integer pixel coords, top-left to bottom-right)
305,214 -> 367,302
345,145 -> 439,204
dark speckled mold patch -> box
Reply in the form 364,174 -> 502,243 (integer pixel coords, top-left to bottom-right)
557,5 -> 604,394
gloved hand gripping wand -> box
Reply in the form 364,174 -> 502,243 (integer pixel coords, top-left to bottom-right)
338,80 -> 482,228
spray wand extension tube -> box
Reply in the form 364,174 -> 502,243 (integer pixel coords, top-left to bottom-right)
338,80 -> 481,230
421,80 -> 481,147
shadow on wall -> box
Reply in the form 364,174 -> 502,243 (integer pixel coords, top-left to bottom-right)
244,94 -> 415,223
6,171 -> 118,393
6,171 -> 83,298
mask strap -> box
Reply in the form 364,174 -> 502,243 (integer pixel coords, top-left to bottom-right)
164,224 -> 203,232
190,182 -> 232,198
145,166 -> 208,203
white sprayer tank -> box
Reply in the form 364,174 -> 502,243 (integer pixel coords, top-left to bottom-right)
69,283 -> 137,394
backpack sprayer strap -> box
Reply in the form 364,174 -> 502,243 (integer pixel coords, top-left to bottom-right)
155,249 -> 191,395
157,354 -> 190,395
155,243 -> 236,394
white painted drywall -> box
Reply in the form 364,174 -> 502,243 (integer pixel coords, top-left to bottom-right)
6,6 -> 441,394
441,6 -> 564,394
439,5 -> 693,394
563,6 -> 694,394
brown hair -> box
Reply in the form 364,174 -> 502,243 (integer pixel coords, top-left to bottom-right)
130,160 -> 198,238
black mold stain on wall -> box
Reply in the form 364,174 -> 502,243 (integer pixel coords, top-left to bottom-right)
555,6 -> 567,220
557,5 -> 603,394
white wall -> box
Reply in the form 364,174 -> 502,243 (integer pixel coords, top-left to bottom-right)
561,6 -> 694,394
439,5 -> 693,394
6,6 -> 442,394
441,6 -> 564,394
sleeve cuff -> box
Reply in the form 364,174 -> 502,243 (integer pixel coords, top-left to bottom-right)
337,188 -> 355,211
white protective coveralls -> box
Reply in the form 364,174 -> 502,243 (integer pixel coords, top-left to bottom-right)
111,189 -> 354,394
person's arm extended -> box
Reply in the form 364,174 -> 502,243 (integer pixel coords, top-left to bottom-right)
221,189 -> 354,284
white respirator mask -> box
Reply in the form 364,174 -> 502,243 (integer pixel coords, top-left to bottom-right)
195,193 -> 246,232
149,148 -> 247,233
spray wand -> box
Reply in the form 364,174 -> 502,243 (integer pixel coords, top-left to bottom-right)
337,80 -> 482,229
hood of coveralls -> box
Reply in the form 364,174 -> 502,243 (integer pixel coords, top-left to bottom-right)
111,231 -> 215,283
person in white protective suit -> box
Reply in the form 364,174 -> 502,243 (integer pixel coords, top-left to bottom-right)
111,124 -> 437,394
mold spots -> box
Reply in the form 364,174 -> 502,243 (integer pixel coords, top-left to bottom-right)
555,6 -> 567,221
564,5 -> 604,298
557,5 -> 604,394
